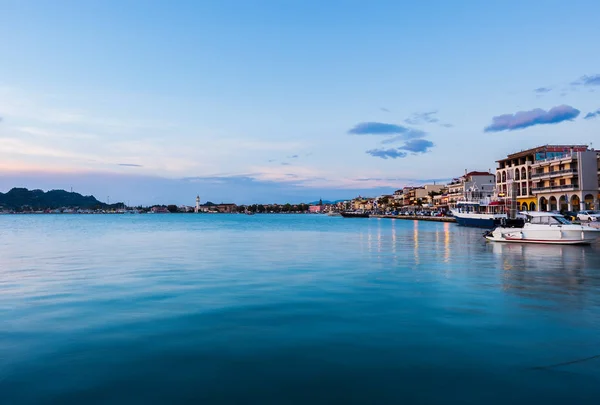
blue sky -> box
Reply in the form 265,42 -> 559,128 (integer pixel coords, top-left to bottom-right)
0,0 -> 599,205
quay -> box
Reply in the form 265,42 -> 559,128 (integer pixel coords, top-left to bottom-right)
371,214 -> 456,223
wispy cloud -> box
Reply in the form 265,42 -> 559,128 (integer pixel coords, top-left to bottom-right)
440,123 -> 453,128
484,105 -> 580,132
281,162 -> 290,166
366,139 -> 434,160
405,111 -> 439,125
348,122 -> 411,135
380,129 -> 427,144
534,87 -> 552,94
288,154 -> 299,159
572,74 -> 600,86
365,148 -> 407,159
584,109 -> 600,120
118,163 -> 143,167
380,107 -> 391,112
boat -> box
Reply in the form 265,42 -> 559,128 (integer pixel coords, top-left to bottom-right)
450,183 -> 523,228
484,212 -> 600,245
340,211 -> 370,218
451,199 -> 507,228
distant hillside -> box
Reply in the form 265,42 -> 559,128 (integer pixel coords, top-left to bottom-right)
0,188 -> 114,210
307,199 -> 346,205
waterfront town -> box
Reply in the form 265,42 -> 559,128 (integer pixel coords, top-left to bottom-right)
1,144 -> 599,216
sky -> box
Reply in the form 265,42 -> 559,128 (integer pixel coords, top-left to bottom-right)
0,0 -> 599,205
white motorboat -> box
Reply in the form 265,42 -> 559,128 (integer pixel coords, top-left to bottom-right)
484,212 -> 600,245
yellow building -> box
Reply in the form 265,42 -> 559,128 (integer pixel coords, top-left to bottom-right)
496,145 -> 598,212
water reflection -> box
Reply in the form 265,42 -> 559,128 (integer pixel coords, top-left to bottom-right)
413,220 -> 419,265
444,222 -> 450,263
491,242 -> 600,307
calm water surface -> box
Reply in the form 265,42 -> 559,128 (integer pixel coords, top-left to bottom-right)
1,214 -> 600,404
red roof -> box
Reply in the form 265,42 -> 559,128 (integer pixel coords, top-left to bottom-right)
465,171 -> 492,177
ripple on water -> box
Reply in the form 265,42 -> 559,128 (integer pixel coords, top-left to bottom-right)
1,215 -> 600,404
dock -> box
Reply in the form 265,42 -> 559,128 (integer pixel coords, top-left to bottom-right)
370,215 -> 456,223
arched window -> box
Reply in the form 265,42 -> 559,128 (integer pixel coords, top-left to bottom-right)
514,169 -> 520,181
571,195 -> 581,212
521,202 -> 528,211
529,202 -> 536,211
502,171 -> 506,182
521,167 -> 526,180
584,194 -> 595,210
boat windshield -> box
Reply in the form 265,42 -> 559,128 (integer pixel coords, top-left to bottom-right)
529,215 -> 571,225
554,216 -> 572,225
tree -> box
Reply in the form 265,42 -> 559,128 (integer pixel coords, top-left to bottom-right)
167,204 -> 178,213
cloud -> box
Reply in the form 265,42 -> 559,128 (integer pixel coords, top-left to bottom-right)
365,148 -> 408,159
584,109 -> 600,120
348,122 -> 411,135
281,162 -> 290,166
380,107 -> 391,112
405,111 -> 439,125
366,139 -> 434,159
354,176 -> 452,184
398,139 -> 434,153
118,163 -> 143,167
380,129 -> 427,144
441,123 -> 453,128
288,154 -> 299,159
572,74 -> 600,86
534,87 -> 552,94
484,105 -> 580,132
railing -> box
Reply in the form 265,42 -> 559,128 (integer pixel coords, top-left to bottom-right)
530,168 -> 578,179
531,153 -> 575,165
531,184 -> 579,192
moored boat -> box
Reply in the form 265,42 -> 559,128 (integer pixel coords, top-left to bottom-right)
340,211 -> 370,218
451,199 -> 508,228
484,212 -> 600,245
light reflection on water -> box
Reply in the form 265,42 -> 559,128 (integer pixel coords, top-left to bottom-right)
1,214 -> 599,404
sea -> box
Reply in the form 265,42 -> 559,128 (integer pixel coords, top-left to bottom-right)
1,214 -> 600,404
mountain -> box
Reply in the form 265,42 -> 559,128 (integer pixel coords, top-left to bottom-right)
0,188 -> 115,210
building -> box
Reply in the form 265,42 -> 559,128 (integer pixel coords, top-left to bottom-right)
530,149 -> 599,211
309,205 -> 324,213
496,145 -> 587,211
496,145 -> 596,212
216,203 -> 237,213
352,197 -> 374,211
402,184 -> 445,207
447,170 -> 495,207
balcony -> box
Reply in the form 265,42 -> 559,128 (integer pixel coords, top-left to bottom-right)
531,153 -> 576,167
531,184 -> 579,193
530,168 -> 578,179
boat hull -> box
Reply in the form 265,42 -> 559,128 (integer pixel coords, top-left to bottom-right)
340,212 -> 370,218
455,216 -> 496,228
485,226 -> 600,245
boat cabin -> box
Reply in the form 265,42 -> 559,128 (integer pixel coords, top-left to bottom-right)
520,211 -> 572,225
